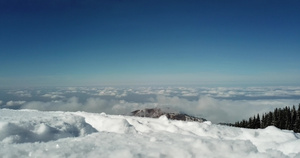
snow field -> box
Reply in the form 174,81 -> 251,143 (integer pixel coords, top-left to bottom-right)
0,109 -> 300,158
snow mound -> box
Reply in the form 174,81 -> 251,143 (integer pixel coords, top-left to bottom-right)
0,109 -> 96,143
76,112 -> 137,134
0,109 -> 300,158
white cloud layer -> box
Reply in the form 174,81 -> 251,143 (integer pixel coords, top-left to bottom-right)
20,97 -> 300,123
42,93 -> 65,99
6,101 -> 26,106
9,90 -> 32,97
2,86 -> 300,123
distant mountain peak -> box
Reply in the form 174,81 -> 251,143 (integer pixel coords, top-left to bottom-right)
131,108 -> 206,123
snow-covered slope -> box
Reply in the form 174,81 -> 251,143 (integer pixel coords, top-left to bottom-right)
0,109 -> 300,158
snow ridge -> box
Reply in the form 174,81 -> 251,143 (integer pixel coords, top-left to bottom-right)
1,109 -> 300,158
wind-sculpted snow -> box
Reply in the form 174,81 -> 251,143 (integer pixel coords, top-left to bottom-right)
0,109 -> 96,143
0,109 -> 300,157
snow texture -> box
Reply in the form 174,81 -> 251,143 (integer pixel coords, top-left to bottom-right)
0,109 -> 300,158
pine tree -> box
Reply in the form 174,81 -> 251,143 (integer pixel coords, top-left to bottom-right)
278,108 -> 285,129
242,120 -> 247,128
261,114 -> 265,128
267,112 -> 273,127
252,115 -> 256,128
285,107 -> 292,130
263,113 -> 269,128
272,108 -> 279,127
232,103 -> 300,132
248,117 -> 253,128
256,114 -> 261,129
291,105 -> 297,130
294,104 -> 300,133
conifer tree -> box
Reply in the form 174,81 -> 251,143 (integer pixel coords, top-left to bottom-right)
278,108 -> 285,129
272,108 -> 279,127
261,114 -> 265,128
286,107 -> 292,130
267,112 -> 273,127
256,114 -> 261,129
242,120 -> 247,128
291,105 -> 297,130
294,104 -> 300,132
231,104 -> 300,133
248,117 -> 252,128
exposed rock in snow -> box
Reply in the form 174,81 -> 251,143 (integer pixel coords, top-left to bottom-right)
131,108 -> 206,123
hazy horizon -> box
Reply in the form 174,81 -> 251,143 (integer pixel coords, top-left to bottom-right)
1,86 -> 300,123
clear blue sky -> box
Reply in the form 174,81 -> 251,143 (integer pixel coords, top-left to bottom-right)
1,0 -> 299,87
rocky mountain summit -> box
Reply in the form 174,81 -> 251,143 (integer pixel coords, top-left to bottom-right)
131,108 -> 206,123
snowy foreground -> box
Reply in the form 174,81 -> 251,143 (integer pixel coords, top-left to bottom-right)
1,109 -> 300,158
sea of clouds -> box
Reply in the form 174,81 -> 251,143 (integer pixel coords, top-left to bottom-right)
1,86 -> 300,123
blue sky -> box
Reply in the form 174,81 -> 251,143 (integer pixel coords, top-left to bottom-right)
1,0 -> 299,87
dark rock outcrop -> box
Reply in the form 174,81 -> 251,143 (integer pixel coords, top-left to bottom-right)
131,108 -> 206,123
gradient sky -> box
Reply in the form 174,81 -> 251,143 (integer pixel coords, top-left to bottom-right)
1,0 -> 300,87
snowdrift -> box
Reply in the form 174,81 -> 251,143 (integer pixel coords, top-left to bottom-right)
0,109 -> 300,158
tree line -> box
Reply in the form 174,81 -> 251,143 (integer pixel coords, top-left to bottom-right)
233,104 -> 300,133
